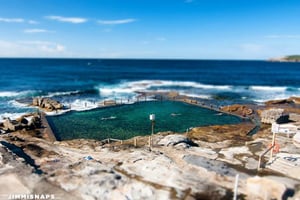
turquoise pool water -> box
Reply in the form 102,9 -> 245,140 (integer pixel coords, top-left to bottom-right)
47,101 -> 242,141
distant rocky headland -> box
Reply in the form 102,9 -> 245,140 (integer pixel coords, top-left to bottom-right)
269,55 -> 300,62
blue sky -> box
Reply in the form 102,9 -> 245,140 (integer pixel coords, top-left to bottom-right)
0,0 -> 300,59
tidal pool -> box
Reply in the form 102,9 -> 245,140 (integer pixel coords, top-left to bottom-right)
47,101 -> 242,141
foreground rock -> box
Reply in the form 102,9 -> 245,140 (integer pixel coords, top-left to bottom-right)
1,129 -> 299,200
246,176 -> 299,200
0,114 -> 41,133
32,97 -> 63,112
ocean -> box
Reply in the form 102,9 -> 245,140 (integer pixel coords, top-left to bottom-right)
1,58 -> 300,122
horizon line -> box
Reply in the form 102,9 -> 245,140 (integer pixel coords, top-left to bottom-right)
0,56 -> 266,61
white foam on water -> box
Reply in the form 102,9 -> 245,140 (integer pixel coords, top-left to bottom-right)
68,99 -> 99,112
127,80 -> 232,90
9,100 -> 29,108
0,112 -> 27,123
45,90 -> 81,97
44,109 -> 71,116
250,86 -> 287,92
0,90 -> 37,98
0,91 -> 20,97
180,92 -> 212,99
97,80 -> 232,101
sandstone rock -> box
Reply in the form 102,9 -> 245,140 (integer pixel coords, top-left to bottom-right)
158,134 -> 195,147
260,108 -> 289,124
265,99 -> 290,105
16,116 -> 29,125
32,97 -> 63,111
221,104 -> 253,116
265,97 -> 300,105
183,154 -> 248,178
32,97 -> 40,106
289,96 -> 300,104
246,176 -> 286,200
2,119 -> 21,132
293,132 -> 300,148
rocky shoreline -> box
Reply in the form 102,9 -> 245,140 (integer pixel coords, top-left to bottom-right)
1,94 -> 300,199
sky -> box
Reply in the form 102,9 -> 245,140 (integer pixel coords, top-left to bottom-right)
0,0 -> 300,59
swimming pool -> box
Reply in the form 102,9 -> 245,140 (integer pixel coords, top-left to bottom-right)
47,101 -> 242,141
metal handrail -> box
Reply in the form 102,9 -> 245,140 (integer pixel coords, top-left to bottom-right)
257,144 -> 275,171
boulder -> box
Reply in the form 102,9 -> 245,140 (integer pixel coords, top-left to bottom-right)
260,108 -> 289,124
32,97 -> 40,106
2,119 -> 21,132
16,116 -> 29,125
246,176 -> 286,200
32,97 -> 63,111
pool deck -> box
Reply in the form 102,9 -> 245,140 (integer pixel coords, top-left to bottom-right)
40,112 -> 57,142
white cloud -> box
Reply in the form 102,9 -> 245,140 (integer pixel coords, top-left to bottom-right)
46,15 -> 87,24
265,34 -> 300,39
0,17 -> 24,23
28,20 -> 39,24
0,18 -> 40,24
97,18 -> 136,25
24,29 -> 54,33
0,40 -> 66,57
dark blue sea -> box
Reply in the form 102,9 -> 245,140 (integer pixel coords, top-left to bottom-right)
1,58 -> 300,121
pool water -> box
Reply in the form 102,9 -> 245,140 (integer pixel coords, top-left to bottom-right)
47,101 -> 242,141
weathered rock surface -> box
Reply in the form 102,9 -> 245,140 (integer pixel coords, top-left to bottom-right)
32,97 -> 63,111
260,108 -> 289,124
158,134 -> 196,147
187,123 -> 254,143
246,176 -> 299,200
265,96 -> 300,105
0,114 -> 41,133
1,96 -> 300,200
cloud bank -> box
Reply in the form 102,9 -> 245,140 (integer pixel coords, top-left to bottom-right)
46,15 -> 87,24
97,18 -> 136,25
